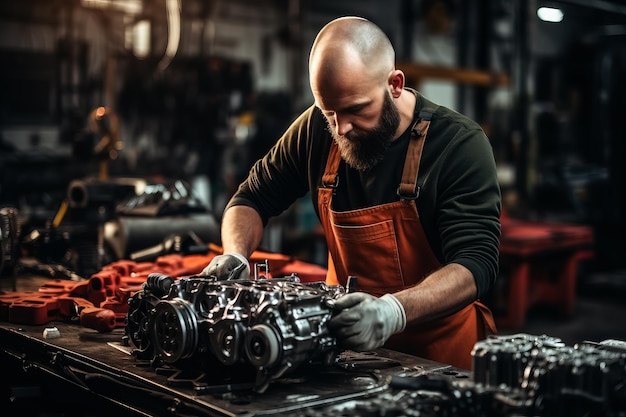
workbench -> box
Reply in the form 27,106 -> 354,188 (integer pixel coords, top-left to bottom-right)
0,321 -> 469,417
495,219 -> 594,329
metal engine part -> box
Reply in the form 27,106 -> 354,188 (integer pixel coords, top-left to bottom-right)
0,207 -> 19,275
282,334 -> 626,417
125,271 -> 345,393
471,333 -> 565,388
471,333 -> 626,416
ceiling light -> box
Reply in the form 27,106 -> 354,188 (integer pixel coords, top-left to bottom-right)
537,7 -> 564,23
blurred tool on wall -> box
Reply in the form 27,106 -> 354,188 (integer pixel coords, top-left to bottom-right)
90,107 -> 122,180
72,106 -> 123,181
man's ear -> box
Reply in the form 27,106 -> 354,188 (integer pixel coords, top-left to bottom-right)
388,70 -> 405,98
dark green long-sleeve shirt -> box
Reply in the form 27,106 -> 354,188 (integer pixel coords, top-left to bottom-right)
226,89 -> 501,297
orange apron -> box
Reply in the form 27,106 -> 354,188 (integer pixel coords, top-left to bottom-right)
317,112 -> 496,370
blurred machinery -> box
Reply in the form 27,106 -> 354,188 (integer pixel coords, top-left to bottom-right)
0,207 -> 20,286
20,177 -> 219,279
469,334 -> 626,417
89,106 -> 123,180
71,106 -> 123,181
3,101 -> 217,278
275,334 -> 626,417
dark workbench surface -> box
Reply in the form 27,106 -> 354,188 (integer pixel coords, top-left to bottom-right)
0,320 -> 469,417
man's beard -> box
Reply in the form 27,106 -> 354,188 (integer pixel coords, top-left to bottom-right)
329,92 -> 401,171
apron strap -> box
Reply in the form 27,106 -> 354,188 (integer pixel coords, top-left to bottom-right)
321,141 -> 341,189
397,110 -> 433,202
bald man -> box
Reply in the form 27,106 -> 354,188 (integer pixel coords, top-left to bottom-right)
203,17 -> 501,370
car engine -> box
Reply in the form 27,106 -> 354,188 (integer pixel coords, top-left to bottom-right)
124,269 -> 345,393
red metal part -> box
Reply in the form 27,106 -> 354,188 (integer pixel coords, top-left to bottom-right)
0,292 -> 62,325
80,307 -> 117,332
2,246 -> 328,331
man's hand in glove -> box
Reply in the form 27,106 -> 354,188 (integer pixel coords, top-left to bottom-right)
200,253 -> 250,280
327,292 -> 406,352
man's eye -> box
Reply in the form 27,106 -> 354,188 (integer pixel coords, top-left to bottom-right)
347,105 -> 367,115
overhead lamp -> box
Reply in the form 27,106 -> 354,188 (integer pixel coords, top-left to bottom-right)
537,7 -> 564,23
132,20 -> 151,59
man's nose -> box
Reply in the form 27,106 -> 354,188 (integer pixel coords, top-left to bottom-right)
335,115 -> 353,136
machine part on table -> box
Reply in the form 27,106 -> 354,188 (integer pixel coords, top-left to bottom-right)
115,179 -> 209,217
66,177 -> 139,210
254,259 -> 270,280
0,206 -> 20,277
106,178 -> 220,260
65,177 -> 140,276
80,306 -> 117,333
281,334 -> 626,417
470,333 -> 626,417
42,326 -> 61,339
124,269 -> 346,393
42,177 -> 142,278
128,231 -> 209,263
107,214 -> 218,261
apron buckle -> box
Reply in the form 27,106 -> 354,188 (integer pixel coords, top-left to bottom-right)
322,175 -> 339,189
397,185 -> 420,200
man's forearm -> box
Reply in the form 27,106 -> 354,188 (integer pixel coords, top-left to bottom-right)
393,263 -> 478,325
220,205 -> 264,257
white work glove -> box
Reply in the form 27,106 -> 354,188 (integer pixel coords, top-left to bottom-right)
201,253 -> 250,280
327,292 -> 406,352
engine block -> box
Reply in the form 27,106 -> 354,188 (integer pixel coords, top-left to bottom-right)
124,272 -> 345,392
281,334 -> 626,417
470,333 -> 626,416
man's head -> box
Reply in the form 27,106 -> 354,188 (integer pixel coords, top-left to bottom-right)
309,17 -> 405,171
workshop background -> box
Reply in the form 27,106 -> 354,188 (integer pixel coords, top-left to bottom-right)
1,0 -> 626,343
